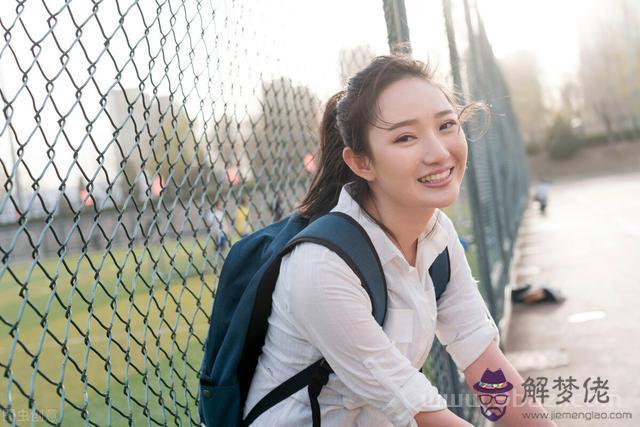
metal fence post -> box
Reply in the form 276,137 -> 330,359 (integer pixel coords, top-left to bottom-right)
383,0 -> 412,54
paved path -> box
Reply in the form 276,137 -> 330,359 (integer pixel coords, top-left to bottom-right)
505,172 -> 640,426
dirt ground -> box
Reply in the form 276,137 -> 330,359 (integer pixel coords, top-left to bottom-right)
527,140 -> 640,183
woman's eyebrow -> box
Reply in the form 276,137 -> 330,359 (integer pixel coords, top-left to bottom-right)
385,118 -> 418,131
434,108 -> 455,118
384,109 -> 456,131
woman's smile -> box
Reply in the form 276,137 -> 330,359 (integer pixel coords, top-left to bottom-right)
417,167 -> 454,186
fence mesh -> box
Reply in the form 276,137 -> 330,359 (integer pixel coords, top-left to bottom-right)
0,0 -> 528,425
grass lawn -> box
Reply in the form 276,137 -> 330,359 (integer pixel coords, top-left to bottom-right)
1,235 -> 228,425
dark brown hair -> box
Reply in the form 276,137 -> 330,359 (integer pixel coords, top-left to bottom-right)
296,55 -> 484,231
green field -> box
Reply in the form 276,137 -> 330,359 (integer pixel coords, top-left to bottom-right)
0,235 -> 229,426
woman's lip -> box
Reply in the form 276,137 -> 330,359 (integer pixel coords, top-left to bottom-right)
419,167 -> 454,187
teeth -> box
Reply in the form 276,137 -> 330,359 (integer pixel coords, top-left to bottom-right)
418,169 -> 451,183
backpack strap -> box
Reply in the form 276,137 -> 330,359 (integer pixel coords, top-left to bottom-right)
431,247 -> 451,301
242,358 -> 329,426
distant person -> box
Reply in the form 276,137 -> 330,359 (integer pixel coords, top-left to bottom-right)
206,199 -> 230,252
235,194 -> 251,238
271,191 -> 284,222
534,179 -> 550,214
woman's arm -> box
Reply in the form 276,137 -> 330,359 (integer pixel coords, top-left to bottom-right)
463,339 -> 556,426
413,339 -> 557,427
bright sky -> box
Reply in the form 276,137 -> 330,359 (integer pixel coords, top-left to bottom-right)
0,0 -> 610,200
0,0 -> 391,199
478,0 -> 600,94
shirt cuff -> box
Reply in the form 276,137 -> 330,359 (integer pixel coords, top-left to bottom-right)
445,318 -> 499,371
364,358 -> 448,426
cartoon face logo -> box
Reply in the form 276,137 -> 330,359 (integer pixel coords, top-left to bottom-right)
473,369 -> 513,422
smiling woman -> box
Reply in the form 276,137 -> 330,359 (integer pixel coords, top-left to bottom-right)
238,55 -> 555,426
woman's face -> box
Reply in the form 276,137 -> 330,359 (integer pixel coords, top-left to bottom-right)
364,77 -> 468,212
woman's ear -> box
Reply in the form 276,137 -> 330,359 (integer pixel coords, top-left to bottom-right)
342,147 -> 375,182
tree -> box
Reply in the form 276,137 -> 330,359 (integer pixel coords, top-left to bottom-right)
577,0 -> 640,139
499,50 -> 548,148
338,45 -> 377,87
143,97 -> 205,200
249,78 -> 321,189
206,112 -> 244,188
546,115 -> 582,160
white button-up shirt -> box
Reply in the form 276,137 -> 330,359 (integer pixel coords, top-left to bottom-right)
244,183 -> 499,426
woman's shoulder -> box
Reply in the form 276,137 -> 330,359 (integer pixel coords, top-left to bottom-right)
434,209 -> 458,237
283,241 -> 353,273
278,241 -> 371,312
279,241 -> 363,291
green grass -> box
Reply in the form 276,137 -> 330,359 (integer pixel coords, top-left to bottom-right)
0,236 -> 228,426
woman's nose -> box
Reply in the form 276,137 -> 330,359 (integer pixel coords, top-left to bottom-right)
421,134 -> 449,164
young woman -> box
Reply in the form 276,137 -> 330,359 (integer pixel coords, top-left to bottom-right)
243,56 -> 554,426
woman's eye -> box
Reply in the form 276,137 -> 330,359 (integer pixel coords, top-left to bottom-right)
394,134 -> 414,143
440,120 -> 458,131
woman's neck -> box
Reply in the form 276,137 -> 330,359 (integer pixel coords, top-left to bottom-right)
363,196 -> 435,267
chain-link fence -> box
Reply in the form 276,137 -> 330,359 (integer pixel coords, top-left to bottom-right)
1,0 -> 528,425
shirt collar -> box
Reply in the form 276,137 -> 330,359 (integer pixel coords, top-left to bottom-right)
330,183 -> 448,269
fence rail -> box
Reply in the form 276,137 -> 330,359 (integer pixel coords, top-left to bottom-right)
0,0 -> 528,425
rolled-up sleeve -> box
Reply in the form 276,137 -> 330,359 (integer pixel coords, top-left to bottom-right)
435,217 -> 500,371
287,244 -> 447,426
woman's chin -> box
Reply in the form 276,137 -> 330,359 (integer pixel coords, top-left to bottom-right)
417,187 -> 460,208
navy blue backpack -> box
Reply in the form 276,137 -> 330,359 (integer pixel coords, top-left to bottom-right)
198,211 -> 450,426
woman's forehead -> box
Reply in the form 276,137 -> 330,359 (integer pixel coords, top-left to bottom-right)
375,77 -> 453,123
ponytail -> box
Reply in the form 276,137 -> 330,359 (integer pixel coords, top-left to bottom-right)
297,91 -> 369,220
